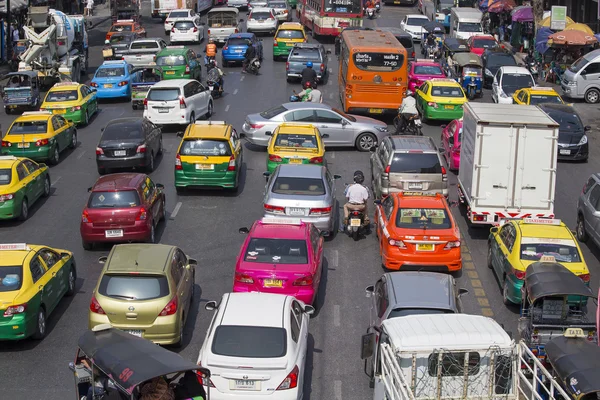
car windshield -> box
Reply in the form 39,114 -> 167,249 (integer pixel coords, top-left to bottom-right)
0,169 -> 11,185
502,74 -> 534,92
130,41 -> 159,50
568,56 -> 589,73
98,274 -> 170,300
276,29 -> 304,39
244,238 -> 308,264
390,153 -> 442,173
212,326 -> 287,358
407,18 -> 428,26
395,207 -> 452,229
156,55 -> 187,66
8,121 -> 48,135
458,22 -> 482,32
110,35 -> 132,44
431,85 -> 464,97
520,238 -> 582,263
110,24 -> 133,32
472,38 -> 496,48
174,21 -> 195,29
547,110 -> 584,132
147,88 -> 180,101
96,67 -> 126,78
274,134 -> 318,148
260,105 -> 287,119
46,90 -> 78,102
289,49 -> 321,61
487,53 -> 517,69
227,37 -> 251,46
101,124 -> 143,141
414,65 -> 444,75
169,11 -> 189,18
250,11 -> 272,20
272,177 -> 325,195
0,266 -> 22,292
268,1 -> 286,7
388,308 -> 455,318
179,139 -> 232,156
529,95 -> 563,105
88,190 -> 141,208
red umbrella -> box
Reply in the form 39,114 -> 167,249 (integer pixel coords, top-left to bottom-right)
487,0 -> 516,13
548,30 -> 597,46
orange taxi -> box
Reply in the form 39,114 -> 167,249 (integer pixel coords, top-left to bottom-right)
106,19 -> 146,41
374,192 -> 462,272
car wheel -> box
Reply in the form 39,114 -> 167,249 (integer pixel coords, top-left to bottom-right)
147,223 -> 156,243
502,278 -> 514,306
82,240 -> 93,250
585,88 -> 600,104
146,152 -> 155,172
205,101 -> 213,119
66,267 -> 76,296
157,136 -> 164,156
83,110 -> 89,126
49,146 -> 60,165
577,215 -> 588,242
32,308 -> 46,340
18,198 -> 28,221
355,133 -> 377,152
42,176 -> 51,198
487,244 -> 493,268
69,130 -> 77,149
190,112 -> 196,125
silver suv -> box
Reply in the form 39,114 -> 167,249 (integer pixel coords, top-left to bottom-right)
370,135 -> 448,199
576,174 -> 600,246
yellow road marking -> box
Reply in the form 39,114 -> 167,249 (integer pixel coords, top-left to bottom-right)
471,279 -> 482,288
473,288 -> 486,297
467,270 -> 479,279
477,297 -> 490,307
481,308 -> 494,317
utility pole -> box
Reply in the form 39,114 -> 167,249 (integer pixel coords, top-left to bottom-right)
532,0 -> 544,30
6,0 -> 11,61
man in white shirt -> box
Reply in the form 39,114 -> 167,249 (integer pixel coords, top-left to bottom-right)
397,91 -> 418,133
307,84 -> 322,103
343,170 -> 370,228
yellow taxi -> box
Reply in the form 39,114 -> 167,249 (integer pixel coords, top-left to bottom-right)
174,121 -> 243,192
487,218 -> 589,305
415,78 -> 467,122
512,86 -> 564,106
273,22 -> 307,60
0,156 -> 50,221
266,123 -> 326,173
1,111 -> 77,165
0,243 -> 76,340
40,82 -> 99,126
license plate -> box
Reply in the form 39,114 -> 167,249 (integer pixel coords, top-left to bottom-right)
208,86 -> 214,91
196,164 -> 214,170
394,0 -> 401,3
288,158 -> 303,164
232,379 -> 260,390
8,105 -> 17,109
235,50 -> 243,53
560,149 -> 571,155
408,182 -> 423,189
103,84 -> 113,88
52,109 -> 65,114
417,243 -> 435,251
166,71 -> 176,75
264,279 -> 283,287
105,229 -> 124,238
157,108 -> 169,113
350,218 -> 361,227
17,142 -> 30,148
444,105 -> 454,109
369,108 -> 384,114
258,20 -> 264,23
286,43 -> 295,47
179,29 -> 188,32
288,207 -> 305,216
113,150 -> 126,156
125,330 -> 142,337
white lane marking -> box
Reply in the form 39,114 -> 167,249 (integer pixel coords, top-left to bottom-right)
334,380 -> 342,400
233,89 -> 239,95
328,56 -> 332,62
333,305 -> 340,327
328,67 -> 332,73
170,202 -> 183,220
240,75 -> 245,81
51,176 -> 61,187
225,105 -> 230,112
77,150 -> 86,159
330,151 -> 335,159
332,249 -> 338,268
328,79 -> 333,86
329,93 -> 334,99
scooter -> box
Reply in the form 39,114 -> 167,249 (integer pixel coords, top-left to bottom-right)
204,56 -> 216,70
375,2 -> 380,12
426,44 -> 436,60
527,61 -> 539,81
207,78 -> 223,98
366,7 -> 375,19
346,208 -> 368,241
393,113 -> 422,136
245,58 -> 261,75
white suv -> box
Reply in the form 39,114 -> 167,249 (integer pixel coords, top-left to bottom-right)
170,19 -> 204,44
143,79 -> 214,126
246,7 -> 278,35
164,9 -> 201,35
492,66 -> 535,104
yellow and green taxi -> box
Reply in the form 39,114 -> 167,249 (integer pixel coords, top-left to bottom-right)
40,82 -> 99,126
175,121 -> 243,192
266,123 -> 326,173
0,156 -> 50,221
273,22 -> 307,60
155,46 -> 202,81
512,86 -> 565,106
415,78 -> 467,122
1,111 -> 77,165
487,218 -> 589,305
0,243 -> 76,340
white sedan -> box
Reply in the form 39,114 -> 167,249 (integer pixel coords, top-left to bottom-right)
164,8 -> 201,35
399,14 -> 430,41
170,19 -> 204,44
197,292 -> 314,399
246,7 -> 279,35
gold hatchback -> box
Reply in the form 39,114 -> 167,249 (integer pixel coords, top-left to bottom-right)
88,244 -> 196,347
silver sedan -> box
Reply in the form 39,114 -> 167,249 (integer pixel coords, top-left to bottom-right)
242,103 -> 390,151
262,164 -> 340,236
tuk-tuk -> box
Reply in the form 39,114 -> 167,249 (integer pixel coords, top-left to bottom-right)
517,262 -> 597,364
441,37 -> 469,60
545,333 -> 600,399
0,71 -> 41,114
448,52 -> 483,99
70,325 -> 211,400
131,65 -> 163,110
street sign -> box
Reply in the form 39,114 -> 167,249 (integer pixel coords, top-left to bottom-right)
550,6 -> 567,31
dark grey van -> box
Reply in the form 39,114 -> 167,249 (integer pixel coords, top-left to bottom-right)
376,27 -> 415,61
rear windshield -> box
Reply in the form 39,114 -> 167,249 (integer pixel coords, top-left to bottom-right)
244,238 -> 308,264
174,21 -> 195,29
472,38 -> 497,48
389,308 -> 454,318
212,326 -> 287,358
130,41 -> 159,50
275,134 -> 318,148
289,49 -> 321,61
101,124 -> 143,140
395,207 -> 452,229
96,67 -> 126,78
98,275 -> 170,300
169,11 -> 190,18
407,18 -> 428,26
110,35 -> 131,44
272,177 -> 325,195
110,24 -> 133,32
0,169 -> 11,185
390,153 -> 442,174
520,239 -> 582,263
260,105 -> 287,119
227,37 -> 252,46
179,139 -> 232,156
46,90 -> 78,102
276,29 -> 304,39
431,85 -> 464,97
0,266 -> 22,292
487,53 -> 517,69
147,88 -> 180,101
268,1 -> 287,7
414,65 -> 444,76
529,95 -> 563,105
8,121 -> 48,135
88,190 -> 141,208
156,55 -> 187,67
250,11 -> 272,20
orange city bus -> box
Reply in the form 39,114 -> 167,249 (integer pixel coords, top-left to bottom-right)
338,30 -> 408,116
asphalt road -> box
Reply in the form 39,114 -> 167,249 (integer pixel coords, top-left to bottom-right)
1,2 -> 599,399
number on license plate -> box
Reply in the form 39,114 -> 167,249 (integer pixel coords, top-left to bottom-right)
289,158 -> 303,164
114,150 -> 126,156
264,279 -> 283,287
369,108 -> 384,114
195,164 -> 214,170
350,218 -> 361,227
53,109 -> 65,114
157,108 -> 169,113
288,207 -> 305,216
104,84 -> 113,88
232,379 -> 259,390
105,229 -> 124,238
444,105 -> 454,109
166,71 -> 175,74
125,330 -> 142,337
560,149 -> 570,155
17,143 -> 30,148
417,243 -> 434,251
408,182 -> 422,189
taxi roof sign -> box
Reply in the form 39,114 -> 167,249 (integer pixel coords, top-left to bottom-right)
116,19 -> 135,22
523,218 -> 561,225
166,45 -> 186,49
194,120 -> 227,125
530,86 -> 557,92
563,327 -> 586,338
0,243 -> 30,251
260,217 -> 303,226
540,255 -> 556,262
54,81 -> 77,86
22,111 -> 52,116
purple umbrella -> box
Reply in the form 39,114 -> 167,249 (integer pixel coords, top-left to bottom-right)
511,6 -> 533,22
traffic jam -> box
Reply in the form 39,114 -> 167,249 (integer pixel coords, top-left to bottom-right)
1,0 -> 600,399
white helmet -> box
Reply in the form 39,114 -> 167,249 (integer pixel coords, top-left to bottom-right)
105,39 -> 110,45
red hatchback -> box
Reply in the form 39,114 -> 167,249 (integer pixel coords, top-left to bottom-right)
467,35 -> 499,56
80,173 -> 166,250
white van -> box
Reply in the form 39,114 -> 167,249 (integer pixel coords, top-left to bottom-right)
561,48 -> 600,103
450,7 -> 483,40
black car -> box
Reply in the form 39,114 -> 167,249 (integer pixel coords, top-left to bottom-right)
482,49 -> 518,87
109,32 -> 140,58
539,103 -> 590,161
96,118 -> 163,174
286,43 -> 329,83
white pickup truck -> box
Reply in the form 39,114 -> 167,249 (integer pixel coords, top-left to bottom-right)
122,38 -> 168,67
207,8 -> 243,44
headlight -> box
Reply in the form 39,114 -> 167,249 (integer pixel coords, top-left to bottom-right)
485,68 -> 493,77
578,135 -> 588,146
376,126 -> 388,133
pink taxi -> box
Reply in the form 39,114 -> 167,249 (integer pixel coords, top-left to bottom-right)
440,118 -> 463,171
408,60 -> 446,92
234,218 -> 324,305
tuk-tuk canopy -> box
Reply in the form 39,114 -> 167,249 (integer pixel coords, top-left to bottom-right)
443,38 -> 470,53
78,327 -> 209,394
422,21 -> 446,34
452,52 -> 482,67
5,71 -> 38,79
546,336 -> 600,397
524,262 -> 596,303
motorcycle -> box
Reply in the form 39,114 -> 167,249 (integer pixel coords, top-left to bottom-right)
426,44 -> 437,60
345,205 -> 369,241
366,7 -> 375,19
393,113 -> 422,136
204,55 -> 216,70
245,57 -> 261,75
527,61 -> 539,81
206,69 -> 223,98
375,2 -> 380,12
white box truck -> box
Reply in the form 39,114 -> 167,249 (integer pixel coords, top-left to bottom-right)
449,7 -> 483,40
457,103 -> 559,225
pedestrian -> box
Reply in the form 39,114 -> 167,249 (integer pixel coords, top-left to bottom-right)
11,24 -> 19,48
86,0 -> 94,17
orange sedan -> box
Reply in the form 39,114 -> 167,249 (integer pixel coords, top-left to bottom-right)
374,193 -> 462,272
106,20 -> 146,41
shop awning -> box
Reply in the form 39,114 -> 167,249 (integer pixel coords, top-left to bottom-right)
0,0 -> 29,14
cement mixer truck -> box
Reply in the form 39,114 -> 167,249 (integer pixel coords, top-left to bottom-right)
18,6 -> 89,86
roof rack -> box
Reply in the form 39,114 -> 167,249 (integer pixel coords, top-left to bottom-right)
260,217 -> 303,226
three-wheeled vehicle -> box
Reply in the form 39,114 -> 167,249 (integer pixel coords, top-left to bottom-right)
70,325 -> 211,400
131,65 -> 163,110
517,262 -> 598,364
420,21 -> 446,57
0,71 -> 41,114
441,37 -> 470,60
448,52 -> 483,99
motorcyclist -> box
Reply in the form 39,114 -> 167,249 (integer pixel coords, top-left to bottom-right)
301,61 -> 318,88
425,32 -> 437,56
207,60 -> 225,94
364,0 -> 374,9
397,90 -> 419,133
343,171 -> 370,229
242,42 -> 257,73
204,38 -> 218,66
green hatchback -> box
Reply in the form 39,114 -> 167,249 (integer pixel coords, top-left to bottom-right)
155,46 -> 202,81
175,121 -> 243,192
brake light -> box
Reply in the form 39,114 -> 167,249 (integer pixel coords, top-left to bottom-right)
320,63 -> 324,72
444,240 -> 460,250
195,364 -> 215,387
3,304 -> 27,317
234,272 -> 254,284
90,82 -> 98,87
227,155 -> 236,171
388,238 -> 406,248
512,267 -> 526,280
264,203 -> 285,214
0,194 -> 14,202
1,141 -> 11,147
136,207 -> 147,221
269,154 -> 282,162
273,39 -> 278,46
90,296 -> 105,315
309,206 -> 331,215
428,102 -> 438,108
117,81 -> 128,87
184,65 -> 190,75
193,27 -> 198,32
249,123 -> 264,129
309,156 -> 323,164
136,144 -> 147,154
159,296 -> 178,316
579,273 -> 590,283
35,139 -> 49,146
82,210 -> 92,223
472,214 -> 486,222
175,154 -> 183,170
223,45 -> 228,50
179,96 -> 187,109
95,147 -> 104,155
234,28 -> 239,33
286,62 -> 289,70
442,166 -> 447,182
384,165 -> 390,174
293,275 -> 313,286
411,51 -> 415,58
277,365 -> 299,390
143,98 -> 148,109
172,28 -> 175,33
105,35 -> 110,41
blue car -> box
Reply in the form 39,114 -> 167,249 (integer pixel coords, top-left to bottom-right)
221,33 -> 263,66
91,60 -> 137,100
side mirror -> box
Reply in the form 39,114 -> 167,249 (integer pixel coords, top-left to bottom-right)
185,258 -> 197,267
156,183 -> 165,190
68,362 -> 76,372
304,305 -> 315,315
580,69 -> 587,75
369,145 -> 377,152
490,227 -> 498,233
333,174 -> 341,179
61,252 -> 71,259
205,300 -> 218,311
459,288 -> 469,296
265,131 -> 272,136
585,125 -> 591,131
100,127 -> 104,132
98,256 -> 107,264
341,119 -> 349,126
321,133 -> 329,138
373,199 -> 381,205
365,285 -> 375,297
361,332 -> 376,359
263,171 -> 271,178
239,227 -> 250,234
87,187 -> 92,193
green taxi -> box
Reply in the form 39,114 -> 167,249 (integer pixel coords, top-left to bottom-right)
273,22 -> 307,60
155,46 -> 202,81
0,156 -> 50,221
175,121 -> 243,192
39,82 -> 99,126
415,78 -> 468,122
0,243 -> 76,340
